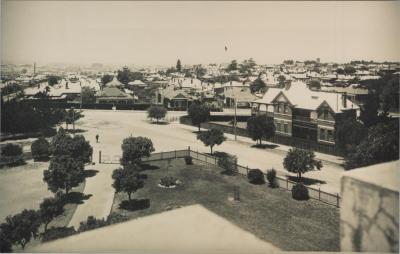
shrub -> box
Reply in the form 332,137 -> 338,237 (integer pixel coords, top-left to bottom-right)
160,176 -> 178,187
184,156 -> 193,165
41,226 -> 76,242
292,183 -> 309,200
106,212 -> 129,225
78,216 -> 108,232
31,138 -> 50,161
266,168 -> 278,188
1,143 -> 22,157
214,152 -> 237,175
247,169 -> 265,184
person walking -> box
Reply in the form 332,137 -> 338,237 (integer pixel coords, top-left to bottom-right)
96,134 -> 99,143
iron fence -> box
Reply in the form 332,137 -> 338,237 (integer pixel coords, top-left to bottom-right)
100,147 -> 340,207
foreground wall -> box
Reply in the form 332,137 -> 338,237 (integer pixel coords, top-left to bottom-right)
340,161 -> 399,252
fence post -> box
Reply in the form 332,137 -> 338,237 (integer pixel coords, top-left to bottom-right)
319,187 -> 321,200
175,150 -> 177,158
99,151 -> 101,164
336,193 -> 340,207
246,166 -> 249,175
286,178 -> 288,190
188,146 -> 190,156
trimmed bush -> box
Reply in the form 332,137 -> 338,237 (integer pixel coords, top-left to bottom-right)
41,227 -> 76,242
1,143 -> 22,157
266,168 -> 278,188
160,176 -> 178,187
247,169 -> 265,184
214,152 -> 237,175
184,156 -> 193,165
31,138 -> 50,161
292,183 -> 309,200
78,216 -> 108,232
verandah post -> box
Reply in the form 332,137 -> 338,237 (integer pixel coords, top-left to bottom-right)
99,150 -> 101,164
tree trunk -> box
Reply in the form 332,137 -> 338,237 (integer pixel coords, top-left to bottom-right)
259,138 -> 262,145
44,221 -> 49,232
210,146 -> 213,155
298,172 -> 302,181
128,192 -> 131,201
198,124 -> 201,132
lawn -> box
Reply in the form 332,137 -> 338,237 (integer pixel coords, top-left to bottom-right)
110,158 -> 340,251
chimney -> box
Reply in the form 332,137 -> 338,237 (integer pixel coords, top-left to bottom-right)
284,82 -> 291,90
191,79 -> 193,84
342,92 -> 347,108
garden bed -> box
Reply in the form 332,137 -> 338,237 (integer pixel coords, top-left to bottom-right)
110,158 -> 340,251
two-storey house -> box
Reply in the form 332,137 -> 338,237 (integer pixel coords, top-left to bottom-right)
251,81 -> 359,146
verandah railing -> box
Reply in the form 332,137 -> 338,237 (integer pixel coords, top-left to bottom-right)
99,147 -> 340,207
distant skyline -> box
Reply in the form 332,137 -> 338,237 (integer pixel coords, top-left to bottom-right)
1,1 -> 399,66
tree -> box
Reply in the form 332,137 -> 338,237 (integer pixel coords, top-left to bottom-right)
308,80 -> 321,90
227,60 -> 238,72
197,128 -> 226,154
47,75 -> 60,86
0,228 -> 12,252
147,106 -> 167,123
121,136 -> 155,165
117,66 -> 131,85
345,120 -> 399,169
334,117 -> 367,153
250,78 -> 266,93
112,166 -> 144,201
336,68 -> 345,75
277,75 -> 286,87
31,137 -> 50,161
359,94 -> 380,127
1,143 -> 22,157
65,108 -> 83,131
1,209 -> 40,249
39,197 -> 64,232
246,115 -> 276,145
344,65 -> 356,75
187,103 -> 210,132
43,155 -> 85,195
176,59 -> 182,73
49,128 -> 93,163
81,86 -> 96,104
101,75 -> 113,86
283,148 -> 322,180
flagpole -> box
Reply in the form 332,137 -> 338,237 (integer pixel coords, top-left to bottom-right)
225,45 -> 237,141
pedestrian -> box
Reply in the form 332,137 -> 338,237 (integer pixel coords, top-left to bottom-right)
96,134 -> 99,143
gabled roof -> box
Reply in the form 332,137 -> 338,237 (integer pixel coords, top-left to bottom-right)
105,77 -> 124,88
128,80 -> 146,86
95,87 -> 132,98
253,81 -> 359,113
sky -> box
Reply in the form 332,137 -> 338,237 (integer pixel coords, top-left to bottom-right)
1,1 -> 399,66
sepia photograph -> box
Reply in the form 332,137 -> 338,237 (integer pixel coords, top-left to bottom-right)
0,0 -> 399,253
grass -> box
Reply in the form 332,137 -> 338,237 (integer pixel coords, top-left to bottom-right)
111,158 -> 339,251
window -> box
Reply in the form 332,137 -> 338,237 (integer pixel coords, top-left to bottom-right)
284,104 -> 289,114
284,123 -> 288,133
327,130 -> 333,142
319,129 -> 326,140
323,109 -> 329,120
276,122 -> 281,132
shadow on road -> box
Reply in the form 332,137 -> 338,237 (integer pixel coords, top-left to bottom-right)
84,169 -> 99,178
64,192 -> 93,204
141,163 -> 160,171
251,144 -> 279,149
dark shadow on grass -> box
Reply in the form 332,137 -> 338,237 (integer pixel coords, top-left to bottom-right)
64,192 -> 92,204
251,144 -> 279,149
0,159 -> 27,168
220,170 -> 237,176
33,157 -> 50,162
137,173 -> 148,180
119,199 -> 150,211
286,175 -> 327,185
84,169 -> 99,178
141,163 -> 160,171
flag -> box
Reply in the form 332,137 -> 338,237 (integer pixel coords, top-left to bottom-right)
225,46 -> 228,52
